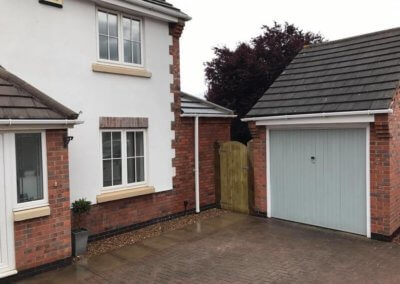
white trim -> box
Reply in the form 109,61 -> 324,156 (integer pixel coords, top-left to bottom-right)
12,132 -> 49,211
266,128 -> 271,218
366,125 -> 371,238
255,115 -> 375,126
181,114 -> 236,118
88,0 -> 191,22
96,7 -> 145,69
0,134 -> 16,278
194,116 -> 200,213
243,109 -> 393,122
266,125 -> 371,237
100,129 -> 148,192
0,270 -> 17,279
0,119 -> 83,126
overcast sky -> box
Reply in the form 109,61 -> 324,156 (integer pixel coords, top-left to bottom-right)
169,0 -> 400,98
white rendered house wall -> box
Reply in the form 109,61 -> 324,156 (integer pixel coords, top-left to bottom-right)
0,0 -> 176,203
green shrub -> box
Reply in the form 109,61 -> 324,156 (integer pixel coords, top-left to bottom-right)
72,198 -> 91,230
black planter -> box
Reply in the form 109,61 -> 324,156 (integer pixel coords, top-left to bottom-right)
72,229 -> 89,256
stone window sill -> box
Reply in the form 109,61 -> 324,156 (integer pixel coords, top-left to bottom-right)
97,186 -> 156,204
13,206 -> 51,222
92,63 -> 152,78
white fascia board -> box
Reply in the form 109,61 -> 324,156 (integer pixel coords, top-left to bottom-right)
0,119 -> 83,130
181,114 -> 237,118
242,109 -> 392,125
90,0 -> 187,22
255,115 -> 375,126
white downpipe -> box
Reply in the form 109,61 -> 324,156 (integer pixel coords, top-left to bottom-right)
242,109 -> 393,122
194,115 -> 200,213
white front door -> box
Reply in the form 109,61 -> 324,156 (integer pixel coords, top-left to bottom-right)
0,134 -> 16,278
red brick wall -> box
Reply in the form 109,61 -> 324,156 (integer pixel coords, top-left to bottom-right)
249,122 -> 267,214
73,22 -> 232,236
388,88 -> 400,236
370,114 -> 391,235
14,130 -> 71,271
75,117 -> 231,235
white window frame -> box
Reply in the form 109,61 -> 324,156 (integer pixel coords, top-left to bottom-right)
7,131 -> 49,211
96,7 -> 145,68
100,129 -> 148,192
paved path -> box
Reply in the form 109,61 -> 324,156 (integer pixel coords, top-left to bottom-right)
19,212 -> 400,283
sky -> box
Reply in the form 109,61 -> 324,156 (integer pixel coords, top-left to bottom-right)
168,0 -> 400,98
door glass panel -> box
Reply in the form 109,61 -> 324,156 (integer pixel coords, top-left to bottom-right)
15,133 -> 43,203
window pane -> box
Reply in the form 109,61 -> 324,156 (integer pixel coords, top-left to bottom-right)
132,20 -> 140,42
112,132 -> 121,158
109,37 -> 119,61
127,132 -> 135,157
15,133 -> 43,203
98,11 -> 108,35
124,40 -> 133,63
136,157 -> 145,182
108,13 -> 118,37
102,132 -> 111,159
99,35 -> 109,60
103,160 -> 112,187
133,42 -> 141,64
136,132 -> 144,156
127,158 -> 136,183
113,159 -> 122,185
123,18 -> 131,40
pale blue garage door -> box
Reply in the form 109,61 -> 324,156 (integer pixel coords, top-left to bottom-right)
270,128 -> 367,235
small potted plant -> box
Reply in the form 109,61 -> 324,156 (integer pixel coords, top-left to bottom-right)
71,198 -> 91,256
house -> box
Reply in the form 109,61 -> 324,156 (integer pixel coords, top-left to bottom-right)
245,27 -> 400,241
0,0 -> 233,279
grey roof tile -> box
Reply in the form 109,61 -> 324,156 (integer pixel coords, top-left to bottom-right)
180,92 -> 234,116
248,27 -> 400,117
0,66 -> 78,120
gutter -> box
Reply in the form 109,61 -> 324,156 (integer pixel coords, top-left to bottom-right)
242,109 -> 393,122
181,114 -> 237,118
0,119 -> 84,126
89,0 -> 191,21
124,0 -> 191,21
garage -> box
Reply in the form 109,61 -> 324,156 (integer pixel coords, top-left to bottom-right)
269,128 -> 367,235
244,28 -> 400,240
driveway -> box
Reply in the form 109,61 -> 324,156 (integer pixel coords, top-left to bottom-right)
18,212 -> 400,283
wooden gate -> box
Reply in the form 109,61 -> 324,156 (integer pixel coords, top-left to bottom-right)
219,141 -> 249,214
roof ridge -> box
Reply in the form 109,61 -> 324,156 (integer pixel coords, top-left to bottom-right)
306,27 -> 400,49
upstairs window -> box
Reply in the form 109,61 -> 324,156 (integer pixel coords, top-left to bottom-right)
97,9 -> 143,66
123,17 -> 142,65
98,11 -> 119,61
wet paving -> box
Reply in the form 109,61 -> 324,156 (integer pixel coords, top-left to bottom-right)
17,212 -> 400,283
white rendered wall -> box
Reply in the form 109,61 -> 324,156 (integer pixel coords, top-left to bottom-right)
0,0 -> 175,204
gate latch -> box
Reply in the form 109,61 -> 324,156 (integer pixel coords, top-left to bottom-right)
311,156 -> 316,163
